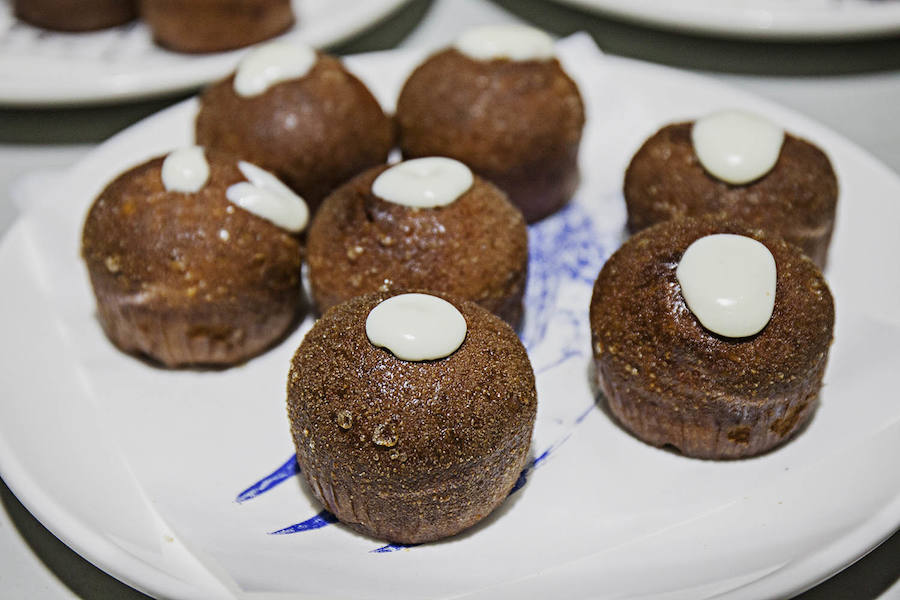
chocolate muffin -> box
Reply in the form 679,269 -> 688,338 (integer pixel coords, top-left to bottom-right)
82,147 -> 308,367
15,0 -> 137,31
196,43 -> 394,213
590,216 -> 834,459
287,290 -> 537,543
306,158 -> 528,328
624,114 -> 838,269
139,0 -> 294,53
395,25 -> 585,223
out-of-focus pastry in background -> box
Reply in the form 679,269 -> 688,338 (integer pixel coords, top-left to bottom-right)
139,0 -> 295,53
13,0 -> 138,32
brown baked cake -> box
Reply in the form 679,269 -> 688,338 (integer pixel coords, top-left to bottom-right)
306,159 -> 528,328
287,290 -> 537,543
15,0 -> 137,31
395,25 -> 585,223
590,216 -> 834,459
624,117 -> 838,269
82,147 -> 307,367
139,0 -> 294,53
196,44 -> 394,214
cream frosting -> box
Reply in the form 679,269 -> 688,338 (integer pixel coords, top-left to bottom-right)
371,157 -> 473,208
691,110 -> 785,185
676,233 -> 777,338
226,161 -> 308,233
454,24 -> 555,61
365,293 -> 467,361
161,146 -> 209,193
233,41 -> 317,97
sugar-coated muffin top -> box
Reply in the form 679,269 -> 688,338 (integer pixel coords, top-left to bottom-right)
81,148 -> 305,366
590,215 -> 834,401
196,52 -> 394,211
624,120 -> 838,267
288,289 -> 536,485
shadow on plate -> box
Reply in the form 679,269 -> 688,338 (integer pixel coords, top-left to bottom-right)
0,476 -> 151,599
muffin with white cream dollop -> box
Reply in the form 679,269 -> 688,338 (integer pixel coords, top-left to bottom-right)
307,157 -> 528,327
590,215 -> 834,459
288,290 -> 537,543
82,146 -> 308,367
196,41 -> 394,214
624,110 -> 838,268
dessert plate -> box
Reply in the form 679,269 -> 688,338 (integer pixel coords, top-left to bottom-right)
1,34 -> 899,600
0,0 -> 409,106
549,0 -> 900,39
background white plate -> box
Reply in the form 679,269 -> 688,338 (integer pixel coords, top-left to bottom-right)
0,0 -> 408,106
0,35 -> 899,599
549,0 -> 900,39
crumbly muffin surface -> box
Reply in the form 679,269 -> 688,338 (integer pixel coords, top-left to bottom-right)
307,165 -> 528,327
82,151 -> 303,366
287,290 -> 536,543
624,122 -> 838,268
590,216 -> 834,458
396,49 -> 585,223
197,54 -> 394,212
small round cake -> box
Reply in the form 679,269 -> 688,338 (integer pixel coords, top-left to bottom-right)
624,110 -> 838,269
82,146 -> 308,367
139,0 -> 294,53
15,0 -> 137,31
395,24 -> 585,223
589,216 -> 834,459
306,158 -> 528,327
287,290 -> 537,543
196,42 -> 394,213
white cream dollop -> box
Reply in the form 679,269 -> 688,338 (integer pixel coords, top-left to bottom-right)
161,146 -> 209,193
454,24 -> 555,62
365,293 -> 467,361
691,110 -> 785,185
676,233 -> 777,338
372,157 -> 474,208
226,161 -> 309,233
233,41 -> 317,97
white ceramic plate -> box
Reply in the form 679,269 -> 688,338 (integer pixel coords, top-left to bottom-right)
1,35 -> 899,600
549,0 -> 900,39
0,0 -> 408,107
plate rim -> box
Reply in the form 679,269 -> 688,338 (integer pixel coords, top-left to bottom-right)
549,0 -> 900,40
0,0 -> 410,107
